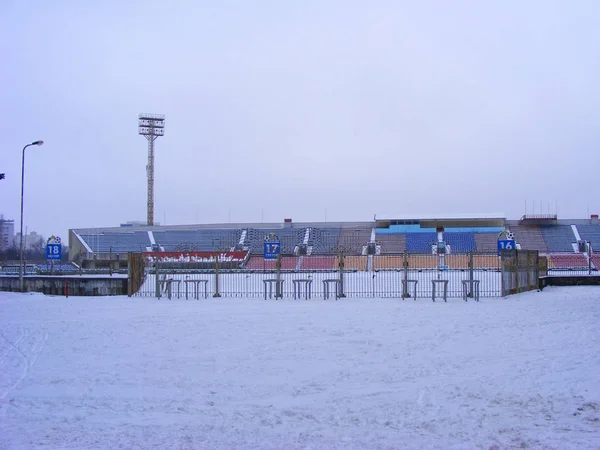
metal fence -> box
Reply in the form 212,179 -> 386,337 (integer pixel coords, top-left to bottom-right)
500,249 -> 539,295
543,251 -> 598,277
131,252 -> 503,300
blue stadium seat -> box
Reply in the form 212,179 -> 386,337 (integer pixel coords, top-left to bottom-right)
405,233 -> 437,252
444,232 -> 476,252
540,226 -> 576,252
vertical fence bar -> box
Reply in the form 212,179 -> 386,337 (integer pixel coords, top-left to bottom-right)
213,253 -> 221,297
338,253 -> 345,298
127,253 -> 132,297
275,253 -> 282,298
155,258 -> 161,299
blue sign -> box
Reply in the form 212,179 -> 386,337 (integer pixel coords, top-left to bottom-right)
263,241 -> 280,260
497,239 -> 516,256
46,243 -> 62,260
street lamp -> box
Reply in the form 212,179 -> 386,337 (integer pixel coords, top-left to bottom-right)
19,140 -> 44,292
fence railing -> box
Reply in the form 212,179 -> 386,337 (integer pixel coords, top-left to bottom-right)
542,251 -> 598,276
131,252 -> 503,299
501,249 -> 539,295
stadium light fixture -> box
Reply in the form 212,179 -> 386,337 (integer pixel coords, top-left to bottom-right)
138,114 -> 165,226
19,140 -> 44,292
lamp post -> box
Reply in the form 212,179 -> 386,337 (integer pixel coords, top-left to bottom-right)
19,140 -> 44,292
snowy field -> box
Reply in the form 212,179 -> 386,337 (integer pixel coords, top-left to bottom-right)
1,287 -> 599,449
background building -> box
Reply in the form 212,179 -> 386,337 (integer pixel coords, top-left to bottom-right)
0,216 -> 15,251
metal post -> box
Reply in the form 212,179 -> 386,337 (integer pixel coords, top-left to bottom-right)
500,250 -> 505,297
213,252 -> 221,297
19,146 -> 27,292
155,258 -> 161,299
275,253 -> 282,298
127,253 -> 132,297
18,140 -> 43,292
469,252 -> 474,297
338,252 -> 345,298
402,253 -> 408,298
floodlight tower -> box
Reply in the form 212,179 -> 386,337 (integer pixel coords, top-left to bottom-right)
138,114 -> 165,226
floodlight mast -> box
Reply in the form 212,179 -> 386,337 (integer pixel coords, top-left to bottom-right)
138,114 -> 165,226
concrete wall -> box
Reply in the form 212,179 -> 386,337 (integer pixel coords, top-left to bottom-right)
0,275 -> 128,296
539,276 -> 600,289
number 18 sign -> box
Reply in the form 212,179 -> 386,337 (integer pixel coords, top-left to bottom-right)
46,236 -> 62,260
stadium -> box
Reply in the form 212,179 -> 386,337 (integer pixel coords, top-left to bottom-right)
63,213 -> 600,300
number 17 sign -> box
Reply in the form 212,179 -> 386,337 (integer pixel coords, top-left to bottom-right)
264,242 -> 280,260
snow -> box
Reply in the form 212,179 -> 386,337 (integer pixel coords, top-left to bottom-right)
1,287 -> 599,449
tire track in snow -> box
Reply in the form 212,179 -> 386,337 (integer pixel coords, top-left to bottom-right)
0,327 -> 27,366
0,329 -> 49,401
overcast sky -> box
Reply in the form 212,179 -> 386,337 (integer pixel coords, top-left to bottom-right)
2,0 -> 599,240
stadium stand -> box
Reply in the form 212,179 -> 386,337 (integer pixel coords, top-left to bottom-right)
591,255 -> 600,270
508,225 -> 547,252
405,233 -> 438,253
337,227 -> 372,252
245,228 -> 306,254
245,256 -> 298,270
36,263 -> 78,272
309,228 -> 341,254
372,255 -> 403,270
300,256 -> 335,270
443,232 -> 476,252
474,233 -> 499,252
375,234 -> 406,254
78,231 -> 151,253
576,225 -> 600,251
336,256 -> 367,271
152,229 -> 241,252
406,254 -> 439,269
445,254 -> 470,269
540,225 -> 576,252
472,254 -> 500,269
547,254 -> 588,269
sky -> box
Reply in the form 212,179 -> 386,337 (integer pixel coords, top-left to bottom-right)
2,0 -> 600,241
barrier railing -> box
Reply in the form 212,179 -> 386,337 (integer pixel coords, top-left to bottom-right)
131,252 -> 503,299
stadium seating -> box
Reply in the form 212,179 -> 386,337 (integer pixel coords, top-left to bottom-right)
547,254 -> 588,269
474,233 -> 499,252
445,254 -> 470,269
152,229 -> 242,252
576,225 -> 600,251
245,256 -> 298,270
372,255 -> 403,270
245,228 -> 306,255
78,231 -> 151,253
336,256 -> 367,271
309,228 -> 341,254
591,255 -> 600,270
508,225 -> 547,251
472,254 -> 500,269
540,226 -> 576,252
36,263 -> 78,272
405,233 -> 438,253
406,254 -> 439,269
300,256 -> 336,270
336,227 -> 372,253
375,234 -> 406,254
443,232 -> 476,252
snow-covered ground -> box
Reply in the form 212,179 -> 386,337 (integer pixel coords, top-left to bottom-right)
1,287 -> 599,449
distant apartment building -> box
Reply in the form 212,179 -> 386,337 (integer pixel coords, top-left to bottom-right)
0,216 -> 15,251
14,231 -> 45,251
